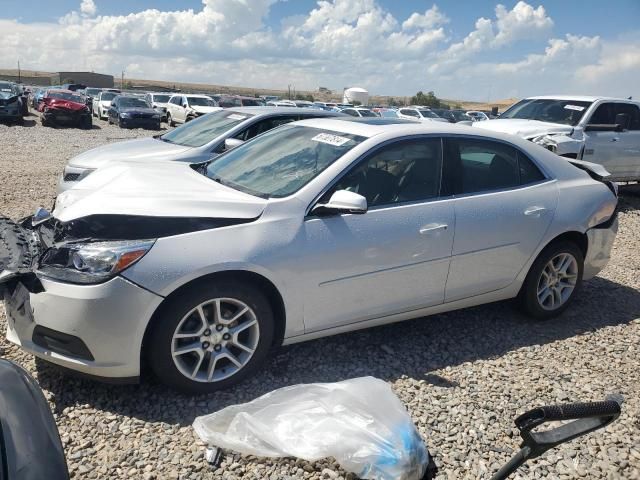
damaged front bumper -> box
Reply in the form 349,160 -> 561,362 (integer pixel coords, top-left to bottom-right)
0,214 -> 162,380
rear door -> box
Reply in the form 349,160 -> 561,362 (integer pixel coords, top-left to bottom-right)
443,136 -> 557,302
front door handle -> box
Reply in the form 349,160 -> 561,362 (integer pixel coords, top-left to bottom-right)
611,137 -> 619,142
420,223 -> 448,234
524,206 -> 547,216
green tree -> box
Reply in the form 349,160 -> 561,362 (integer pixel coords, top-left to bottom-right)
294,93 -> 315,102
62,78 -> 75,84
410,90 -> 442,108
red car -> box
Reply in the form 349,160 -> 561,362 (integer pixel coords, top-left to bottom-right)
38,89 -> 92,129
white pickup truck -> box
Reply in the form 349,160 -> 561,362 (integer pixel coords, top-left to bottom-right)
474,96 -> 640,182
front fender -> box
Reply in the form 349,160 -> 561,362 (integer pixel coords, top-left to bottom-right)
531,133 -> 583,157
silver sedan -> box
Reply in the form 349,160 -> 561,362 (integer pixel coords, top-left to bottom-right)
2,119 -> 618,393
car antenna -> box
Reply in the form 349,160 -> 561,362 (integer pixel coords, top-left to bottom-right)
628,96 -> 633,100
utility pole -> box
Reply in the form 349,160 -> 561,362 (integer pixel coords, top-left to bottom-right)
121,70 -> 125,89
17,60 -> 21,83
287,84 -> 291,100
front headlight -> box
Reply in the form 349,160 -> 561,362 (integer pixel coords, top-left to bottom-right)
38,240 -> 155,284
120,112 -> 132,118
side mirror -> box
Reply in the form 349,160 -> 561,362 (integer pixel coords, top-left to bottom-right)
614,113 -> 630,130
224,138 -> 244,151
311,190 -> 368,216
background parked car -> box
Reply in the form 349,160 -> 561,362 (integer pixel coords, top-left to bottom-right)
397,107 -> 449,123
57,107 -> 344,192
145,92 -> 172,121
92,90 -> 118,119
433,109 -> 474,123
266,100 -> 298,107
108,95 -> 162,129
466,110 -> 490,121
217,95 -> 264,108
475,95 -> 640,182
341,107 -> 377,117
166,94 -> 222,126
39,89 -> 92,129
0,81 -> 24,124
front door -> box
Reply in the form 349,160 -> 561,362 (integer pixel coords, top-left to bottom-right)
443,136 -> 557,301
301,137 -> 455,332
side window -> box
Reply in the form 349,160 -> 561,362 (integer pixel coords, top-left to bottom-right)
588,103 -> 616,124
518,152 -> 546,184
331,138 -> 442,207
343,109 -> 358,117
446,138 -> 520,194
234,116 -> 298,141
614,103 -> 640,130
402,109 -> 419,118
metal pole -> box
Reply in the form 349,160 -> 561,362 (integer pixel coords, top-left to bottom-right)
17,60 -> 21,83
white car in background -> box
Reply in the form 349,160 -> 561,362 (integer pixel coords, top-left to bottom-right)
145,92 -> 172,121
341,107 -> 378,117
166,94 -> 222,126
474,96 -> 640,182
1,119 -> 618,392
397,107 -> 449,123
92,91 -> 118,119
466,110 -> 490,121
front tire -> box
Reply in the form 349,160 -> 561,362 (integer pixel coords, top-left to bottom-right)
147,281 -> 274,393
519,241 -> 584,320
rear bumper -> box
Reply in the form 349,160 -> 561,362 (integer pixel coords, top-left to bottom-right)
120,117 -> 161,129
4,276 -> 163,379
583,213 -> 618,280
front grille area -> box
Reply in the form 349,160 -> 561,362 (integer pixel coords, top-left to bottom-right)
63,173 -> 81,181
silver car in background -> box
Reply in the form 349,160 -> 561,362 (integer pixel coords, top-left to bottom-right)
58,107 -> 344,193
2,120 -> 618,393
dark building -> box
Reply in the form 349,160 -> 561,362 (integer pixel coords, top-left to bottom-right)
51,72 -> 114,88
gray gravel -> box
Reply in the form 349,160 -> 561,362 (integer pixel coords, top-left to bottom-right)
1,112 -> 639,479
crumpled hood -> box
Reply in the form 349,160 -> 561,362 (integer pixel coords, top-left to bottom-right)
192,106 -> 223,115
473,119 -> 573,138
44,98 -> 86,111
68,137 -> 193,169
54,161 -> 267,222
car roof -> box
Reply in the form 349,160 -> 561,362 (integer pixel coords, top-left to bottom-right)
181,94 -> 212,98
339,118 -> 416,126
292,117 -> 485,138
224,106 -> 340,116
526,95 -> 636,103
47,89 -> 76,94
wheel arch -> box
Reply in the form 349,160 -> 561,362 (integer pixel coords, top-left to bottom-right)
543,230 -> 588,258
140,270 -> 287,375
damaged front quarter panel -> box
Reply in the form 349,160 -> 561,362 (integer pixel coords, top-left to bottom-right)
530,131 -> 584,158
0,211 -> 258,294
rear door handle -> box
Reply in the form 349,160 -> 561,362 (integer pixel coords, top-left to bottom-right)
420,223 -> 448,234
524,206 -> 547,216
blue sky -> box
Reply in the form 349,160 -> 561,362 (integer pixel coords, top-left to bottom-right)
1,1 -> 639,100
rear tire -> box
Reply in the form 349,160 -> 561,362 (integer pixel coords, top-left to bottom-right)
519,241 -> 584,320
147,280 -> 274,393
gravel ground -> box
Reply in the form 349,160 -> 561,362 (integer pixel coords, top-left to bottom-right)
1,112 -> 639,480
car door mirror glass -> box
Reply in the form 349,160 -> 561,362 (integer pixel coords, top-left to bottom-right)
312,190 -> 367,216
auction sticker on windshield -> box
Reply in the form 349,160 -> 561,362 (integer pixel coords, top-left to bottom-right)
564,105 -> 585,111
311,133 -> 351,146
228,114 -> 247,120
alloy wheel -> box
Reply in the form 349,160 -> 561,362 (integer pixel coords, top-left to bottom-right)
170,298 -> 260,383
536,253 -> 578,311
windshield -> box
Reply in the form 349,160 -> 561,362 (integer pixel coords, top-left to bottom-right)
188,96 -> 216,107
500,99 -> 592,126
242,98 -> 262,106
451,111 -> 471,121
119,97 -> 150,108
161,110 -> 253,147
153,95 -> 171,103
358,109 -> 377,117
204,125 -> 366,198
380,110 -> 398,118
100,92 -> 117,101
85,88 -> 101,97
48,92 -> 84,103
419,109 -> 439,118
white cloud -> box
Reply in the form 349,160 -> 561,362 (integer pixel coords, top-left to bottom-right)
0,1 -> 638,100
402,5 -> 449,30
80,0 -> 97,17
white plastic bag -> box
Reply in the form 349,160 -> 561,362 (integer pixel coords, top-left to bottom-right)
193,377 -> 429,480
